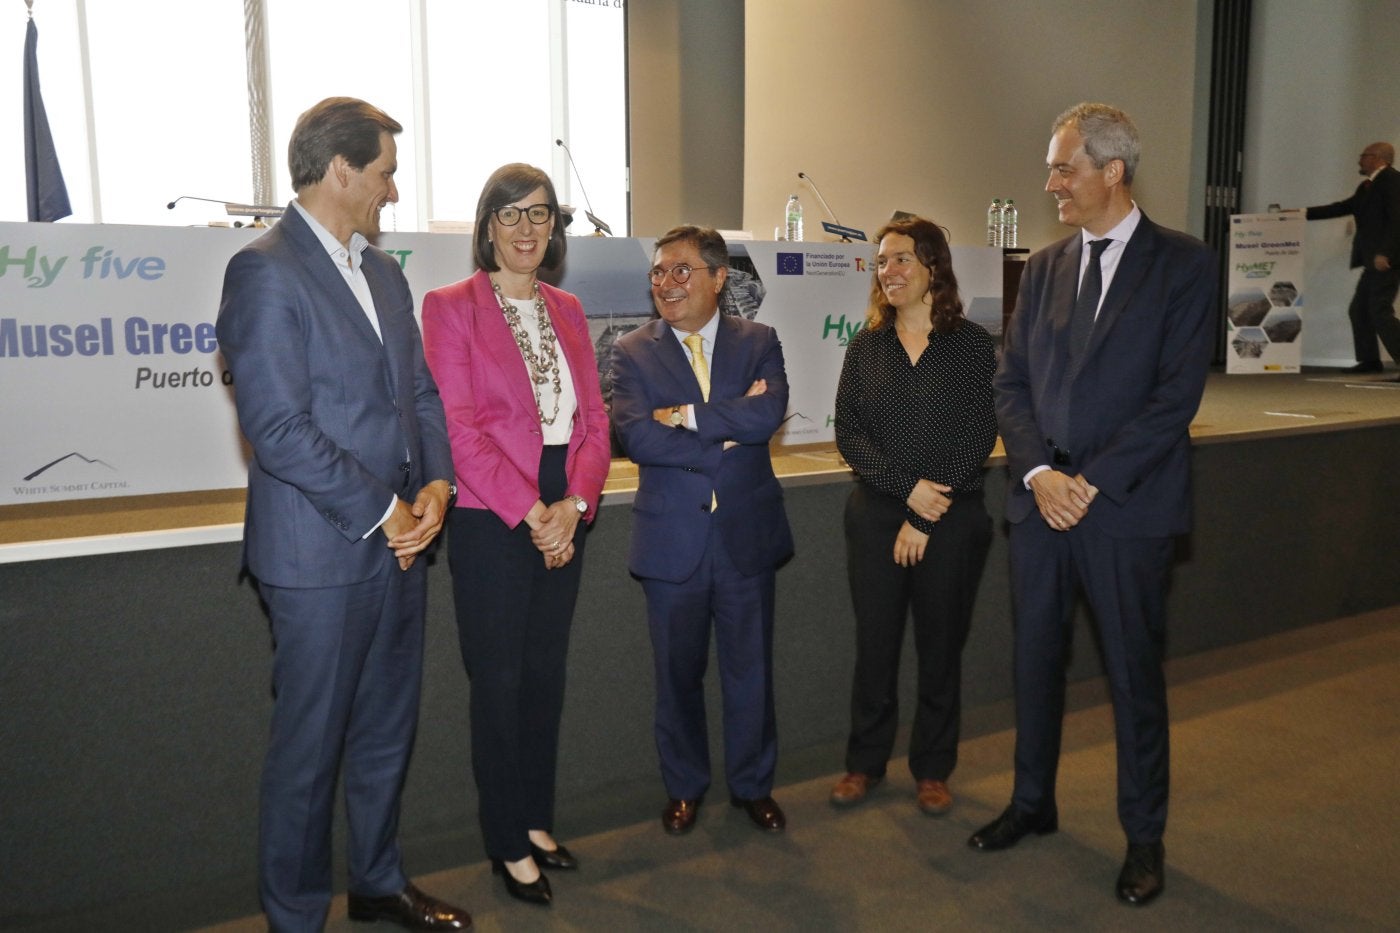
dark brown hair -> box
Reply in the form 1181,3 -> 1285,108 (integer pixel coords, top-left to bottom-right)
472,163 -> 567,272
866,217 -> 964,335
287,97 -> 402,192
652,225 -> 729,276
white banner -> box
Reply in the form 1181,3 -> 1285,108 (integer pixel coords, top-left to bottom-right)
1226,212 -> 1305,373
1,222 -> 1001,504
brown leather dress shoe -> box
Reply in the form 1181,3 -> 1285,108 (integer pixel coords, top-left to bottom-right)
347,882 -> 471,930
830,772 -> 882,807
916,779 -> 953,816
662,798 -> 701,834
730,795 -> 786,832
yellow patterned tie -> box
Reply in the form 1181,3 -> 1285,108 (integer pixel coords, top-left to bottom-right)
683,333 -> 710,401
682,333 -> 717,512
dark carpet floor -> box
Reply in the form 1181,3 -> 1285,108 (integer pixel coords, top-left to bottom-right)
194,605 -> 1399,933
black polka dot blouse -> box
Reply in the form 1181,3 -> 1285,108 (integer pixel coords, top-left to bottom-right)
834,319 -> 998,534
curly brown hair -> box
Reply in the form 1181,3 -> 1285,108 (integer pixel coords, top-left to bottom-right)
865,217 -> 965,335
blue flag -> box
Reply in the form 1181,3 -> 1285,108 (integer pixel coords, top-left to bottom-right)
24,17 -> 72,222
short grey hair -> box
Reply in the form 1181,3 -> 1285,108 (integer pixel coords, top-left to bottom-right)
1053,102 -> 1140,185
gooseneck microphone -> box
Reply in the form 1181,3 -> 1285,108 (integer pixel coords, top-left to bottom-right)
797,172 -> 842,226
796,172 -> 866,242
167,195 -> 285,218
555,138 -> 612,236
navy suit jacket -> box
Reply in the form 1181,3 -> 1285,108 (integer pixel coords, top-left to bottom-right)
1307,163 -> 1400,269
610,313 -> 794,582
216,204 -> 454,588
994,213 -> 1217,539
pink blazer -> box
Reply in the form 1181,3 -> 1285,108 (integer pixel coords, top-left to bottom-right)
422,269 -> 611,527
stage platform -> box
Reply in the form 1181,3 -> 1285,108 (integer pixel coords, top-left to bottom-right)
1,370 -> 1396,558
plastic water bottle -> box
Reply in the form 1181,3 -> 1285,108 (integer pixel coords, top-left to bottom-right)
785,194 -> 803,242
1002,199 -> 1018,249
986,198 -> 1003,247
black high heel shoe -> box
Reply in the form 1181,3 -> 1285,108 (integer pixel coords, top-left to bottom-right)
529,841 -> 578,870
491,858 -> 552,906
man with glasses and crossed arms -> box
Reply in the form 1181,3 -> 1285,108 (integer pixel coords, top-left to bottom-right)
609,225 -> 795,837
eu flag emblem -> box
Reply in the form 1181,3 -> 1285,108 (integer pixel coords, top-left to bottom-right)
776,253 -> 803,276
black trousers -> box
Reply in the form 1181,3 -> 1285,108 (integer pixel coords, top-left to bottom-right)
1348,266 -> 1400,364
842,483 -> 992,782
447,445 -> 585,861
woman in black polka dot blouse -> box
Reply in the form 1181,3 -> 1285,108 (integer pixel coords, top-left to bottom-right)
828,217 -> 998,816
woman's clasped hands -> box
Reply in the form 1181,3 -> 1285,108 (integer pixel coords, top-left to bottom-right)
526,498 -> 580,569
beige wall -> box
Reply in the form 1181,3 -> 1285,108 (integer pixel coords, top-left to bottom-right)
743,0 -> 1205,252
627,2 -> 684,236
627,0 -> 745,236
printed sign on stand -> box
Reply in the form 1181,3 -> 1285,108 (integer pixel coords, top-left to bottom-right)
1226,212 -> 1305,373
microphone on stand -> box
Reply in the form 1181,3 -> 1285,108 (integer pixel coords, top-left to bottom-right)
167,195 -> 285,224
797,172 -> 866,242
555,138 -> 612,236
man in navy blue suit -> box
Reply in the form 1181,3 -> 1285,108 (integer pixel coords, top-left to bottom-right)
972,103 -> 1217,908
610,225 -> 795,836
217,98 -> 469,932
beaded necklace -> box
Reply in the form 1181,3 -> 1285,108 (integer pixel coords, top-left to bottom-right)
490,275 -> 563,426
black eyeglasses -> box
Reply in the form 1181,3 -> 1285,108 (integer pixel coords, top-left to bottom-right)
492,203 -> 554,226
648,263 -> 715,286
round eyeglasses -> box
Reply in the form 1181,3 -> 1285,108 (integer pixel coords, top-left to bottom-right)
492,203 -> 554,226
648,263 -> 715,286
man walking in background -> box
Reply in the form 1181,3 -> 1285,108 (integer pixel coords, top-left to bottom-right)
1305,142 -> 1400,377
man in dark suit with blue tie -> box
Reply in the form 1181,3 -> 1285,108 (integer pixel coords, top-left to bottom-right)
971,103 -> 1217,907
1305,142 -> 1400,376
217,98 -> 469,932
610,225 -> 795,836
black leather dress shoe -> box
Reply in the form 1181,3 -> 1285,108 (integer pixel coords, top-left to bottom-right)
1116,841 -> 1165,906
730,795 -> 786,832
491,859 -> 552,906
967,804 -> 1058,851
662,797 -> 702,834
530,841 -> 578,870
1344,361 -> 1384,373
347,882 -> 471,929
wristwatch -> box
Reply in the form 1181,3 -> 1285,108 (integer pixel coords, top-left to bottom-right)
446,482 -> 458,506
566,494 -> 588,516
668,405 -> 685,428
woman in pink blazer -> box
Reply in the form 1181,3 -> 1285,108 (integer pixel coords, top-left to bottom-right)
422,163 -> 610,908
